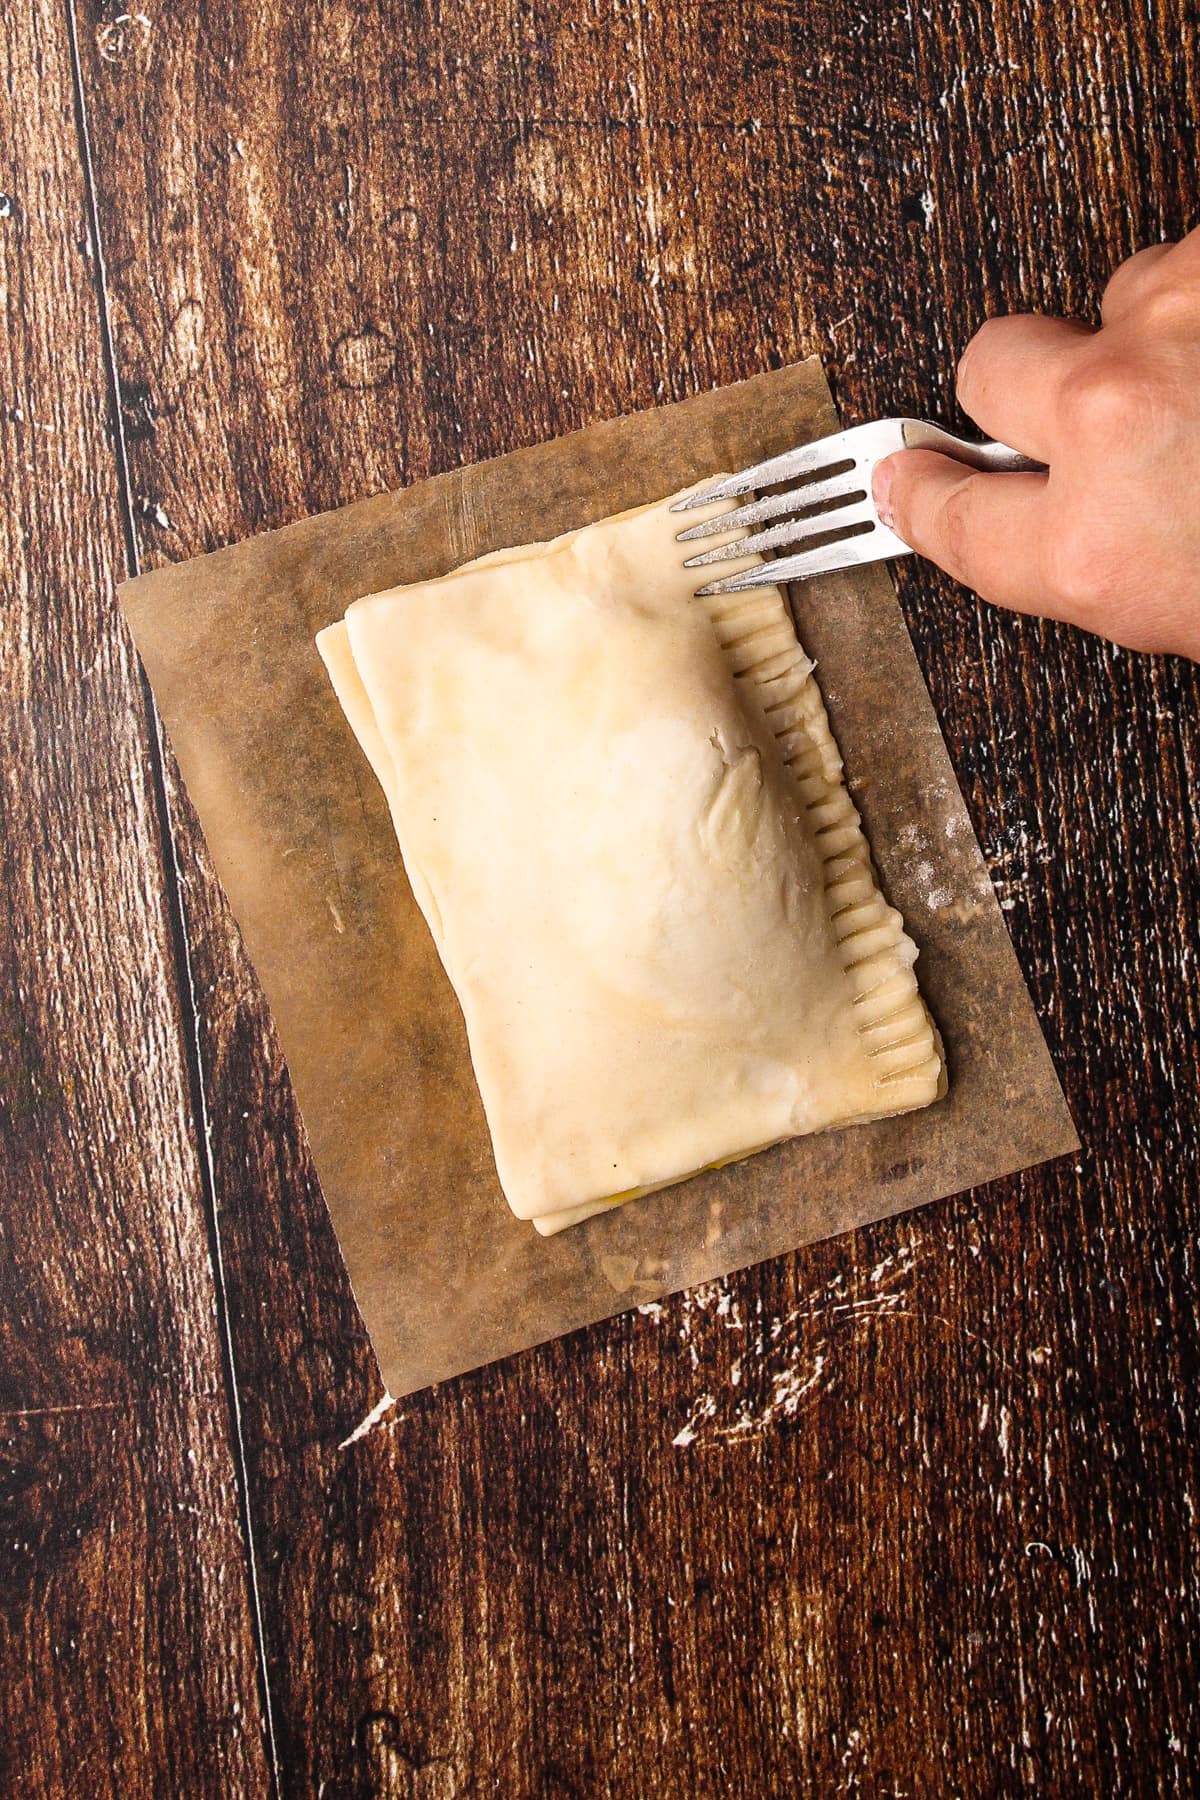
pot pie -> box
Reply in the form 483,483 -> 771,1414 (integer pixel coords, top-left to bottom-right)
317,486 -> 943,1234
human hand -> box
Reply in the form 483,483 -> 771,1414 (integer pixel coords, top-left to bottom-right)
872,226 -> 1200,659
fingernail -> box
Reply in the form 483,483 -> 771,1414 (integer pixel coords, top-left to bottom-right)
872,459 -> 895,529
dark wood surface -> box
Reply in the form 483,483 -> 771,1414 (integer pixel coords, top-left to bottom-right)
2,0 -> 1198,1792
0,3 -> 271,1792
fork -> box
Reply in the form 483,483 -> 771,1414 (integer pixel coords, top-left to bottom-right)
672,419 -> 1043,596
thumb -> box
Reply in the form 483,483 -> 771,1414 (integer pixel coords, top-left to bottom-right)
873,448 -> 1052,614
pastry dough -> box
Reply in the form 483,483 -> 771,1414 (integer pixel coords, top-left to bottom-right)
317,487 -> 942,1233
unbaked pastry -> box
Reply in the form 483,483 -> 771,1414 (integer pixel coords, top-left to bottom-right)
317,487 -> 942,1233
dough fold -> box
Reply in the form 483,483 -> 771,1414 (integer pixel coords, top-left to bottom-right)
317,486 -> 942,1232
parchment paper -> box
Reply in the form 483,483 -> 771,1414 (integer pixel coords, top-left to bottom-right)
121,360 -> 1077,1398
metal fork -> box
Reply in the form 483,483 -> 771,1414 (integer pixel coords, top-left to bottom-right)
672,419 -> 1043,596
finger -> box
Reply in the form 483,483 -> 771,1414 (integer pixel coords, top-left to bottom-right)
1167,218 -> 1200,274
874,449 -> 1053,613
954,313 -> 1095,460
1100,242 -> 1175,323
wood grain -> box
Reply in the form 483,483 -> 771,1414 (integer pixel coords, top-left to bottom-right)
0,3 -> 270,1791
30,0 -> 1200,1790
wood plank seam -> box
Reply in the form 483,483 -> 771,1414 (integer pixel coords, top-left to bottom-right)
60,3 -> 283,1789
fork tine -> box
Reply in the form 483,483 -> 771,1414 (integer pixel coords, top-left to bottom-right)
695,518 -> 897,596
684,495 -> 876,568
670,425 -> 867,512
675,470 -> 865,542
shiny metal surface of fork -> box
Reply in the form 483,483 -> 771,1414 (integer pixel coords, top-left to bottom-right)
672,418 -> 1043,596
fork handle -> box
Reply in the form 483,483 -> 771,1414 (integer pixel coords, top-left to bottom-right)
899,420 -> 1045,473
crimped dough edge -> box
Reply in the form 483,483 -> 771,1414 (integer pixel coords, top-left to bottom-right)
695,577 -> 943,1113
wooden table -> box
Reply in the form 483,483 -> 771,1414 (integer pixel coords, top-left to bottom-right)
3,2 -> 1198,1792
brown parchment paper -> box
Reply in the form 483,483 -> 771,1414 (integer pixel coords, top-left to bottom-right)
121,360 -> 1077,1398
